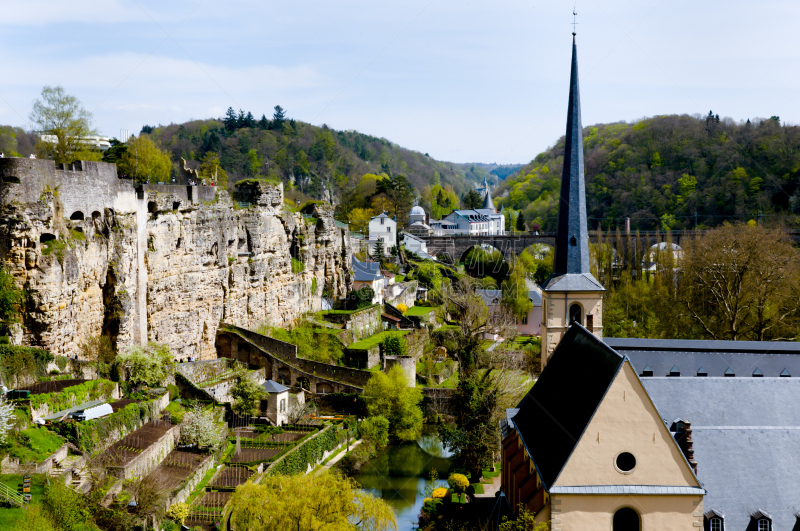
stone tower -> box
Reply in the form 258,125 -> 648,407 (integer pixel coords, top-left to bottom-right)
540,35 -> 605,370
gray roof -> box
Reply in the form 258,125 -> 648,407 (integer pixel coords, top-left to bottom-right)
605,337 -> 800,378
541,272 -> 604,292
482,189 -> 496,210
642,377 -> 800,529
352,257 -> 382,281
260,380 -> 289,393
528,290 -> 543,306
549,485 -> 705,495
551,36 -> 591,278
500,408 -> 519,439
642,377 -> 800,428
371,211 -> 390,219
476,289 -> 502,306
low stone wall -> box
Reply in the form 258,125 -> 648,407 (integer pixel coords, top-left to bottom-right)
223,324 -> 375,388
0,442 -> 68,474
342,305 -> 382,340
177,359 -> 230,386
107,424 -> 181,480
167,454 -> 215,509
345,346 -> 381,370
142,184 -> 216,210
29,381 -> 121,421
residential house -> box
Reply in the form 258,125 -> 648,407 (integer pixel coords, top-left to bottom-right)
352,257 -> 383,305
367,211 -> 396,256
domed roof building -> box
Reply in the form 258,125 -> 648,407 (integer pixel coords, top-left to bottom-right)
409,205 -> 427,226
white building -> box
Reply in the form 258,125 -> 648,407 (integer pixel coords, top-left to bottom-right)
352,257 -> 384,305
403,233 -> 435,260
439,187 -> 504,236
367,211 -> 396,256
409,205 -> 427,226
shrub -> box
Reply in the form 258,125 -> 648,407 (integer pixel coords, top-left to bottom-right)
115,342 -> 175,388
167,384 -> 180,400
431,487 -> 448,499
447,473 -> 469,494
167,502 -> 189,525
381,335 -> 407,357
396,303 -> 408,313
291,257 -> 305,274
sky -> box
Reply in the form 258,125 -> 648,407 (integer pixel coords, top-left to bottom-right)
2,0 -> 800,164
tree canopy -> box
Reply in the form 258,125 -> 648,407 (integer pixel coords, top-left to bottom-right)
29,85 -> 99,163
363,365 -> 423,442
117,134 -> 172,182
229,471 -> 397,531
497,114 -> 800,231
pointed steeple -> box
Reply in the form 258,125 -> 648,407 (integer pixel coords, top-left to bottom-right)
542,35 -> 603,292
482,188 -> 496,211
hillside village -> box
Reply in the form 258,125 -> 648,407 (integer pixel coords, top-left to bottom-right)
2,12 -> 800,531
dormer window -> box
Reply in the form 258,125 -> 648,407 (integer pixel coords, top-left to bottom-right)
705,510 -> 725,531
781,368 -> 791,377
641,365 -> 654,377
709,517 -> 723,531
696,367 -> 708,377
724,367 -> 735,377
751,510 -> 771,531
668,366 -> 680,377
752,367 -> 763,377
758,519 -> 770,531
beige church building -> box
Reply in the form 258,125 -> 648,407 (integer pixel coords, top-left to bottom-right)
500,32 -> 800,531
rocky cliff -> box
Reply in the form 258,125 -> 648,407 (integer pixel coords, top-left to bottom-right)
0,159 -> 352,360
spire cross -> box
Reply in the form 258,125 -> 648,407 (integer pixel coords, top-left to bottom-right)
572,9 -> 578,35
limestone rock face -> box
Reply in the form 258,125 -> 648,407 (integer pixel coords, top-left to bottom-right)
0,181 -> 352,360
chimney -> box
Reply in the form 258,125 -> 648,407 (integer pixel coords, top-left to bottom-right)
674,420 -> 698,474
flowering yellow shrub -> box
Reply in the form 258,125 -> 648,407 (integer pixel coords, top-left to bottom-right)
397,303 -> 408,313
448,473 -> 469,494
431,487 -> 448,499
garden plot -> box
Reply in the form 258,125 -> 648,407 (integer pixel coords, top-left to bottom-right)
233,429 -> 309,444
17,379 -> 89,394
209,466 -> 252,489
187,491 -> 230,525
102,415 -> 175,467
146,450 -> 206,490
228,447 -> 282,464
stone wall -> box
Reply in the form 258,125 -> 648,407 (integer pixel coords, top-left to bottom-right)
0,442 -> 68,474
386,280 -> 418,308
0,161 -> 352,360
167,454 -> 215,509
343,305 -> 382,340
383,356 -> 416,388
107,424 -> 180,480
344,345 -> 381,370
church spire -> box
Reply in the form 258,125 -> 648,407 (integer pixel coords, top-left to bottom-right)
553,35 -> 590,276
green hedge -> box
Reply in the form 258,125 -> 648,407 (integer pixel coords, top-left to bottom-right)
268,425 -> 344,476
29,379 -> 116,413
0,345 -> 53,385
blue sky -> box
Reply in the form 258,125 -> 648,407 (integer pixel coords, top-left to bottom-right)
2,0 -> 799,163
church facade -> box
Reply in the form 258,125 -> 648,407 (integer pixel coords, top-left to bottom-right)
501,32 -> 800,531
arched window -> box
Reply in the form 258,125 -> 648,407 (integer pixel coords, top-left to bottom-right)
613,507 -> 640,531
709,517 -> 723,531
758,519 -> 770,531
569,303 -> 582,325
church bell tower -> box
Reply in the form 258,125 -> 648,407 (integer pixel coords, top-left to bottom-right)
540,34 -> 605,371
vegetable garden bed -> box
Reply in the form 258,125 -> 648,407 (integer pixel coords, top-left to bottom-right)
147,449 -> 207,491
208,466 -> 253,489
102,414 -> 176,467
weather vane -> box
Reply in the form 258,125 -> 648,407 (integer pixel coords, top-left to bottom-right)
572,8 -> 578,35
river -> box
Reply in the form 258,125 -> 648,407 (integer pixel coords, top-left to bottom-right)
355,426 -> 452,531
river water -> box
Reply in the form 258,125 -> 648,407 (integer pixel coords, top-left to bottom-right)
355,427 -> 452,531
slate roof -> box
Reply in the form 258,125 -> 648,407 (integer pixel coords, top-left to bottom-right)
476,289 -> 502,306
512,324 -> 624,489
641,377 -> 800,530
528,290 -> 543,307
605,337 -> 800,378
541,272 -> 604,292
260,380 -> 289,393
500,408 -> 519,439
352,257 -> 382,281
482,189 -> 496,210
551,36 -> 591,278
488,491 -> 516,527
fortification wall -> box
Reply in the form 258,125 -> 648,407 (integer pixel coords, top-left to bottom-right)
0,160 -> 352,359
0,159 -> 137,216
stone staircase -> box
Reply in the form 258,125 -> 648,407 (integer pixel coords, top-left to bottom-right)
48,455 -> 80,478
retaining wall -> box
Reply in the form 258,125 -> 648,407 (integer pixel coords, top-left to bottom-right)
167,454 -> 216,509
107,424 -> 181,480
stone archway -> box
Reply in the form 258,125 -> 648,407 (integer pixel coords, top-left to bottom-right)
277,367 -> 292,386
316,382 -> 334,395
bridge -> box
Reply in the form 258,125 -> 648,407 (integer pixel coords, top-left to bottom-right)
420,230 -> 800,261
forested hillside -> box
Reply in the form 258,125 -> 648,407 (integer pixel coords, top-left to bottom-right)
140,107 -> 487,206
496,113 -> 800,231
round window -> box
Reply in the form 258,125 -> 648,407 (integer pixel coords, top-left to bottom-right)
615,452 -> 636,473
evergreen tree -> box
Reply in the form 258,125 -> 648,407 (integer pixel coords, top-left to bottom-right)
237,109 -> 246,128
258,114 -> 270,130
372,239 -> 386,259
462,189 -> 483,209
272,105 -> 286,129
244,111 -> 256,129
223,107 -> 237,130
516,212 -> 526,232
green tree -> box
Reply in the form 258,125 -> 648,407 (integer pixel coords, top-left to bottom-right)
501,258 -> 532,320
230,472 -> 396,531
363,365 -> 423,442
440,370 -> 499,482
167,502 -> 190,525
118,134 -> 172,182
371,238 -> 386,260
500,505 -> 550,530
199,151 -> 229,189
247,148 -> 263,176
515,212 -> 526,232
359,415 -> 389,448
43,480 -> 94,531
29,85 -> 99,164
462,189 -> 483,209
115,342 -> 175,388
0,268 -> 23,325
231,369 -> 265,416
272,105 -> 286,129
295,150 -> 310,176
376,174 -> 415,221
